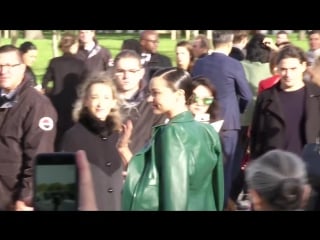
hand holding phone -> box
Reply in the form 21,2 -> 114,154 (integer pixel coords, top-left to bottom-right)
194,113 -> 210,123
33,152 -> 78,211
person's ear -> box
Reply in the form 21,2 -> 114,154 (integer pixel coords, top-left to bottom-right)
301,184 -> 312,209
248,189 -> 264,211
139,67 -> 145,79
110,98 -> 117,110
301,61 -> 307,73
176,89 -> 185,101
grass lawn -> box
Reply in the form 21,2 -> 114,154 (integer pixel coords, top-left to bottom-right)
0,31 -> 310,84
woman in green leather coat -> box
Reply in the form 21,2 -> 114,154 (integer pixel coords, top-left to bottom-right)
118,67 -> 224,211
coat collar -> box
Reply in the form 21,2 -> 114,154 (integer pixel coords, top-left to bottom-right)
263,81 -> 320,120
169,111 -> 194,123
307,81 -> 320,98
153,111 -> 194,129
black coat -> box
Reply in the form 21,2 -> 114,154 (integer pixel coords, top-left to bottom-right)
42,53 -> 87,96
144,53 -> 172,80
229,47 -> 245,61
250,81 -> 320,159
42,54 -> 87,149
76,44 -> 112,73
60,113 -> 123,211
0,78 -> 57,210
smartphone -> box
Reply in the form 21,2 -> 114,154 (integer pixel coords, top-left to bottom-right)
33,152 -> 78,211
194,113 -> 210,123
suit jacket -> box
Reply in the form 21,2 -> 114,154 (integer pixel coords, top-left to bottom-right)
122,111 -> 224,211
192,52 -> 252,130
250,81 -> 320,159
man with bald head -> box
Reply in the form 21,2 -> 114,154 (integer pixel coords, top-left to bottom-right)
140,30 -> 172,80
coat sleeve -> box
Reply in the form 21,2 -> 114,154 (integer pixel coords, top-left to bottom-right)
154,126 -> 188,210
250,94 -> 264,159
101,47 -> 112,71
234,63 -> 253,114
41,60 -> 54,92
18,98 -> 57,201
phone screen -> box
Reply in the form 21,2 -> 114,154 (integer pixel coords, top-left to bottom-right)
194,113 -> 210,123
34,153 -> 78,211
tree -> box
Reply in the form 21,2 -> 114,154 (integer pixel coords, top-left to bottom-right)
298,30 -> 306,41
52,30 -> 60,57
24,30 -> 44,40
10,30 -> 19,46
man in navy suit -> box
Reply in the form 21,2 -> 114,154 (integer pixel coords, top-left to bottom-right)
192,30 -> 252,209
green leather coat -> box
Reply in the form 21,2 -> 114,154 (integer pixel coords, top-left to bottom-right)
122,111 -> 224,211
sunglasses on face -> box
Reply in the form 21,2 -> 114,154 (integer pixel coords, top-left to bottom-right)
188,94 -> 214,106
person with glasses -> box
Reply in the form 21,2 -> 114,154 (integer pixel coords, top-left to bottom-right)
0,45 -> 57,211
118,67 -> 224,211
113,50 -> 167,156
139,30 -> 172,81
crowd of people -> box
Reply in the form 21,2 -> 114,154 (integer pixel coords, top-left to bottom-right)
1,30 -> 320,211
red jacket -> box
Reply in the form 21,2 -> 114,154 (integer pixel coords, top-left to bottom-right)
258,75 -> 281,94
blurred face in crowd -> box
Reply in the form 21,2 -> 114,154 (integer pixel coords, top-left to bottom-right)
70,42 -> 79,54
192,39 -> 207,58
277,57 -> 306,91
276,33 -> 289,46
148,76 -> 182,118
309,32 -> 320,51
79,30 -> 95,44
141,32 -> 159,54
176,46 -> 191,70
0,50 -> 26,92
114,57 -> 144,94
22,49 -> 38,67
85,83 -> 116,121
310,58 -> 320,86
188,85 -> 213,115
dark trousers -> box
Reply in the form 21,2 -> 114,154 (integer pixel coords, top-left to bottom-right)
220,129 -> 239,207
230,126 -> 249,202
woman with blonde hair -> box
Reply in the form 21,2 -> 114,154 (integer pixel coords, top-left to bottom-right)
60,71 -> 124,210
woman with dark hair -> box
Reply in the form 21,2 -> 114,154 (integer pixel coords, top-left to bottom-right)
186,76 -> 221,126
175,40 -> 196,73
19,41 -> 38,87
118,67 -> 224,211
